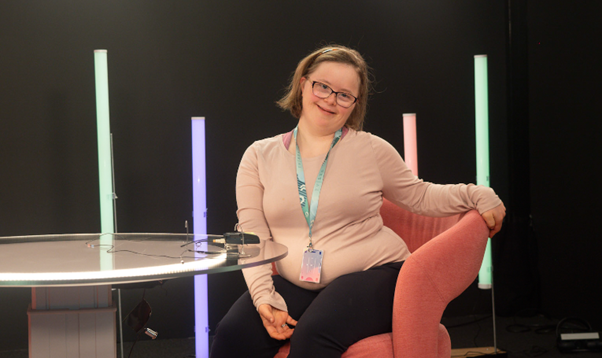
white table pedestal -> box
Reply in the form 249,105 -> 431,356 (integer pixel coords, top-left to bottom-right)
28,286 -> 116,358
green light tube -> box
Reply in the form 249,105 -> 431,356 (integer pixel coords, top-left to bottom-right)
94,50 -> 114,270
475,55 -> 492,290
94,50 -> 114,234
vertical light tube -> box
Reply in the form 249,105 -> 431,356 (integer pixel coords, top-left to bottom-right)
94,50 -> 114,270
192,117 -> 209,357
94,50 -> 114,234
403,113 -> 418,176
475,55 -> 492,289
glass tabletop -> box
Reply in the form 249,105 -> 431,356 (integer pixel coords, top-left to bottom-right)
0,233 -> 287,287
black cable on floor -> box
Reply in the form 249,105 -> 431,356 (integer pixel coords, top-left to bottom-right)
127,334 -> 142,358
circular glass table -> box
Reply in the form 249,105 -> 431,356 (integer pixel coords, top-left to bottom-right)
0,232 -> 287,287
0,232 -> 287,358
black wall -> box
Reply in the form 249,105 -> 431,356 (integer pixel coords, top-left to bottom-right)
528,0 -> 602,324
0,0 -> 599,351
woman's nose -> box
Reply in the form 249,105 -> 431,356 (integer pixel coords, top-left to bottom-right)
323,93 -> 337,106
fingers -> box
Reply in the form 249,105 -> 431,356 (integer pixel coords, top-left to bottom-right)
485,212 -> 499,237
286,315 -> 298,327
484,212 -> 496,231
258,305 -> 296,340
489,222 -> 502,238
273,311 -> 295,339
491,212 -> 504,237
484,203 -> 506,238
272,315 -> 297,340
266,326 -> 290,340
267,320 -> 294,340
277,323 -> 295,340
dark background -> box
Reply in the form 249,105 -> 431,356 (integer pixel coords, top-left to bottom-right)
0,0 -> 600,350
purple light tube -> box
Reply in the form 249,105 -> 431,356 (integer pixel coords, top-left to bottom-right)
192,117 -> 208,357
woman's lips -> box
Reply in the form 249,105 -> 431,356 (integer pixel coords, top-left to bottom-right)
317,104 -> 335,115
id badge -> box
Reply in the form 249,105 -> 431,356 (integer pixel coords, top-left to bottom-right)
299,248 -> 323,283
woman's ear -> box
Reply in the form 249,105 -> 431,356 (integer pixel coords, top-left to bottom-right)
299,77 -> 307,98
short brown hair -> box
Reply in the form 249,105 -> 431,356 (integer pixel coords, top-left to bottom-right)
277,45 -> 371,131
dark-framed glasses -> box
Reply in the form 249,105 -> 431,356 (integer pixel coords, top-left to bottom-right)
311,81 -> 358,108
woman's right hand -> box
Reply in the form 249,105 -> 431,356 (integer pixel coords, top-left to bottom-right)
258,304 -> 297,340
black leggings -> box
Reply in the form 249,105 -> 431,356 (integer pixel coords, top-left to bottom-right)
210,261 -> 404,358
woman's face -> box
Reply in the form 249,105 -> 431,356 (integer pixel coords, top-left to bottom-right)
299,61 -> 360,135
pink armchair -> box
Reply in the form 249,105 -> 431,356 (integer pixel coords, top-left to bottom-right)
274,198 -> 490,358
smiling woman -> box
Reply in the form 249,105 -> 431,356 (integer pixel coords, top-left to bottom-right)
209,44 -> 505,358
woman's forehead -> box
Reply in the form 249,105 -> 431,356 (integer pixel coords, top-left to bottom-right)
310,62 -> 360,94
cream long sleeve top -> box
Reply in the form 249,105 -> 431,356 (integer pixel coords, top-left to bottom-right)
236,129 -> 502,312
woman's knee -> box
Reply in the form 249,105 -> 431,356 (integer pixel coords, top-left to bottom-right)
210,292 -> 267,357
211,291 -> 290,358
288,314 -> 346,358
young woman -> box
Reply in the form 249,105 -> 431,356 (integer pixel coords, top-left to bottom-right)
210,45 -> 506,358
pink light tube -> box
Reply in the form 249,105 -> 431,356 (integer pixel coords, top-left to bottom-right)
403,113 -> 418,176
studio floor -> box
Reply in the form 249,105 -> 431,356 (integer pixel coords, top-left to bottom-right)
443,314 -> 601,358
0,315 -> 599,358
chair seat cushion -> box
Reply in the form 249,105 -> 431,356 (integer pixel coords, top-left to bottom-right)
274,324 -> 451,358
275,333 -> 394,358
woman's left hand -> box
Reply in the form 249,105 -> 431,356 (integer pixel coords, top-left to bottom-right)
257,304 -> 297,340
481,203 -> 506,238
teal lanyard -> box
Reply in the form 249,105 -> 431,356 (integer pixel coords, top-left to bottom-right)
294,127 -> 343,246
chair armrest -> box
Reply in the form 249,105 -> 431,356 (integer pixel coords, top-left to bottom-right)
391,209 -> 489,358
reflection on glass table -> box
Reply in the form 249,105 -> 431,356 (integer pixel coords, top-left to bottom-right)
0,233 -> 287,287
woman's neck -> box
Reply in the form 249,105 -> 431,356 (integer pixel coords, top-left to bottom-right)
289,122 -> 338,158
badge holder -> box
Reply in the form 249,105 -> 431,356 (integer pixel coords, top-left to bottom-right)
300,246 -> 323,283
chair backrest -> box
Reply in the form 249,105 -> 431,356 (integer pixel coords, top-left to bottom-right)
380,198 -> 466,253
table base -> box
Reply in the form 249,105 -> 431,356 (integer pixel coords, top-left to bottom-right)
28,286 -> 117,358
